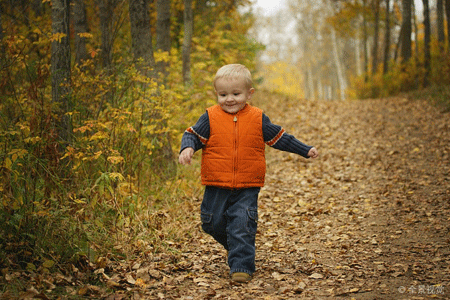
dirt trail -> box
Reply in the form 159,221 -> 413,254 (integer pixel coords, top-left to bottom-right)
97,96 -> 450,299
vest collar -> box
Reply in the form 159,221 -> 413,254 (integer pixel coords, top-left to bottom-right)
220,103 -> 250,115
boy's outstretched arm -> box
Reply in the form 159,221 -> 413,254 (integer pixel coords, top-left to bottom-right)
263,114 -> 318,158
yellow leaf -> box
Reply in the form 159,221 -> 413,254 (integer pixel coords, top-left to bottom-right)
43,259 -> 55,269
50,32 -> 67,43
26,263 -> 36,272
93,151 -> 103,160
89,131 -> 108,141
107,156 -> 124,164
4,158 -> 12,170
108,172 -> 124,182
77,32 -> 93,39
24,136 -> 41,144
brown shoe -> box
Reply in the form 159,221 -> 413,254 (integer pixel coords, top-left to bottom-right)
231,272 -> 252,283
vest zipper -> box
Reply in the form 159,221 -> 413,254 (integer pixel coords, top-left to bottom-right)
233,115 -> 238,187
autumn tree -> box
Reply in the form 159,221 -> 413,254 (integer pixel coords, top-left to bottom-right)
437,0 -> 445,52
156,0 -> 171,76
446,0 -> 450,51
51,0 -> 72,147
182,0 -> 193,85
129,0 -> 155,75
383,0 -> 391,74
422,0 -> 431,86
73,0 -> 89,64
400,0 -> 412,63
0,5 -> 4,62
372,0 -> 380,75
97,0 -> 117,68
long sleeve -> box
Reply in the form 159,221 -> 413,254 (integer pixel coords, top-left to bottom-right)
262,114 -> 312,158
180,112 -> 210,153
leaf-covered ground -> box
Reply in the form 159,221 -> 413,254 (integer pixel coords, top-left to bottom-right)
3,94 -> 449,299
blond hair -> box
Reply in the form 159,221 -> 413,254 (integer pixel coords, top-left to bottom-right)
213,64 -> 253,89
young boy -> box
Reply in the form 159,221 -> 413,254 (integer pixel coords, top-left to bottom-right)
179,64 -> 318,283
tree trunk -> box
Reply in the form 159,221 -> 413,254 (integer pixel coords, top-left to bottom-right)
51,0 -> 72,170
97,0 -> 115,68
363,0 -> 368,81
0,8 -> 4,62
400,0 -> 412,63
129,0 -> 155,75
372,0 -> 380,75
355,36 -> 362,76
156,0 -> 171,52
412,1 -> 419,60
383,0 -> 391,74
32,0 -> 43,17
182,0 -> 193,85
51,0 -> 72,147
317,77 -> 323,100
307,64 -> 315,101
445,0 -> 450,51
156,0 -> 171,76
422,0 -> 431,87
437,0 -> 445,51
331,29 -> 347,100
394,21 -> 403,62
195,0 -> 207,14
73,0 -> 89,64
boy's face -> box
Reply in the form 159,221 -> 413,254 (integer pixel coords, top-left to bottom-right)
215,77 -> 254,114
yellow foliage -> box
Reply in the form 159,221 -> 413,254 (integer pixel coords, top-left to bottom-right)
77,32 -> 93,39
50,33 -> 67,43
259,62 -> 304,98
107,156 -> 124,164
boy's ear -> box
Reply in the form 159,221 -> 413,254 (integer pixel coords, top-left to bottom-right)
248,88 -> 255,97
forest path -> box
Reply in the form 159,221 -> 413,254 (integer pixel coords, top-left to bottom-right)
107,95 -> 450,299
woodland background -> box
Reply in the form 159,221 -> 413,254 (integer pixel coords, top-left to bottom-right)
0,0 -> 449,298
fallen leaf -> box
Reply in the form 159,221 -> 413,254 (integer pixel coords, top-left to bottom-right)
309,273 -> 323,279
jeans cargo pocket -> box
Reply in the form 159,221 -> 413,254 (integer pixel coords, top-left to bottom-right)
246,208 -> 258,234
201,211 -> 213,235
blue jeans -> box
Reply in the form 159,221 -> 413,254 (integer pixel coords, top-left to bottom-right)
201,186 -> 259,275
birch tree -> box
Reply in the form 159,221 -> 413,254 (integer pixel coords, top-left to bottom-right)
327,0 -> 347,99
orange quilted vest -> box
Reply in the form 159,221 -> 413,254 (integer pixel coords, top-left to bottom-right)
201,104 -> 266,188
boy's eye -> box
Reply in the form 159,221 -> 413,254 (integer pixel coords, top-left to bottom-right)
234,93 -> 240,96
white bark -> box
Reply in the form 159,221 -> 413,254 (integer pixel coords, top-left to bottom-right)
331,29 -> 347,100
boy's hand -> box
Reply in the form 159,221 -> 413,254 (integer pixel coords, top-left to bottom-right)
179,147 -> 195,165
308,147 -> 319,159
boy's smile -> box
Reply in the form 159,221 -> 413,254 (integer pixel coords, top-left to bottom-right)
215,77 -> 254,114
